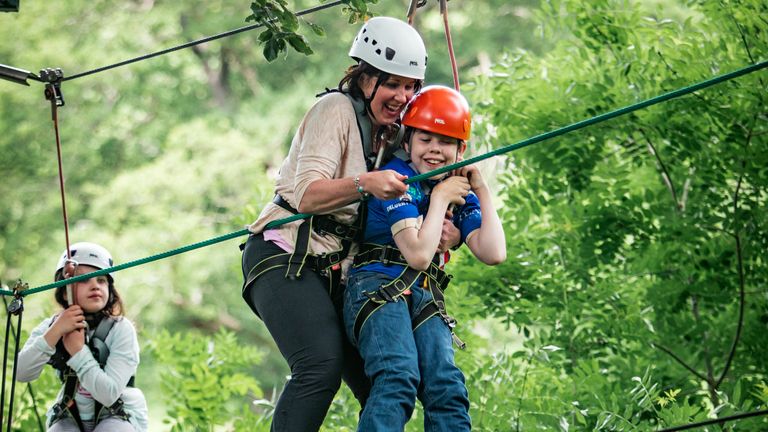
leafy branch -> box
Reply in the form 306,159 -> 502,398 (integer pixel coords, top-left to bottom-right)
246,0 -> 378,62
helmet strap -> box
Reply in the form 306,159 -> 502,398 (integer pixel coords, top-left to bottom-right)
364,72 -> 390,125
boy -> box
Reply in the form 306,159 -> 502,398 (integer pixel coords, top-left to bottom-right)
344,85 -> 506,431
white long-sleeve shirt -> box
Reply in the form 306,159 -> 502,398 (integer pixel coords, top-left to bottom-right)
17,315 -> 148,431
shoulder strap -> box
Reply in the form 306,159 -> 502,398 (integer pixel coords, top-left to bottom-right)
90,317 -> 116,368
344,93 -> 378,171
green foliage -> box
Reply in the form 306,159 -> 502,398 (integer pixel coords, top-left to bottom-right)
6,359 -> 60,432
147,329 -> 264,431
462,0 -> 768,429
246,0 -> 377,61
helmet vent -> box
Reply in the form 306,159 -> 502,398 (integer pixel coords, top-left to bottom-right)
375,48 -> 382,55
385,47 -> 396,61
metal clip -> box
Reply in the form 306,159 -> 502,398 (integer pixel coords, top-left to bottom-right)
40,67 -> 65,107
7,280 -> 28,315
451,332 -> 466,350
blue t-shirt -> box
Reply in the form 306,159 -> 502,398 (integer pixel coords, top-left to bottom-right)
352,157 -> 482,280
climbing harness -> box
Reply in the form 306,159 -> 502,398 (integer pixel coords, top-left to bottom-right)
48,315 -> 133,431
241,89 -> 379,296
351,243 -> 464,349
242,194 -> 363,299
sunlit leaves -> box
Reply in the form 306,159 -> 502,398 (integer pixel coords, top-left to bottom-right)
246,0 -> 376,61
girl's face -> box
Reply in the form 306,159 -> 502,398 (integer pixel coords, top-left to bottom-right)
361,74 -> 417,127
70,264 -> 110,314
406,129 -> 466,180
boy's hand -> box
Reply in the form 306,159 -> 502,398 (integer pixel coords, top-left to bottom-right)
433,176 -> 470,207
438,216 -> 461,252
457,164 -> 487,192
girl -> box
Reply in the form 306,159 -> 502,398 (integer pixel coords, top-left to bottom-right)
343,86 -> 507,431
17,242 -> 148,432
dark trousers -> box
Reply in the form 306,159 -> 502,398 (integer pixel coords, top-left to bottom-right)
241,233 -> 370,432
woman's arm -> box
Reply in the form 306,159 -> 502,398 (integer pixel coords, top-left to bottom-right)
68,318 -> 139,407
299,170 -> 408,214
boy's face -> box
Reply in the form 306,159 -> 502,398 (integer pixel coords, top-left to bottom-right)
406,129 -> 466,180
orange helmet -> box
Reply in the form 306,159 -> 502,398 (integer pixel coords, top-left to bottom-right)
401,85 -> 471,141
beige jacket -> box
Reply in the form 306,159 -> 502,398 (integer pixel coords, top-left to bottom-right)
248,92 -> 368,256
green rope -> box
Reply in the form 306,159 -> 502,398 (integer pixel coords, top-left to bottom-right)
408,60 -> 767,183
3,60 -> 765,298
11,229 -> 250,297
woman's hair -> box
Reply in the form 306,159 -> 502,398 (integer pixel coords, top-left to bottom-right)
54,271 -> 124,317
337,61 -> 423,100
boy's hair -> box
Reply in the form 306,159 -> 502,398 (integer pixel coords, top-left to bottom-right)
54,272 -> 124,317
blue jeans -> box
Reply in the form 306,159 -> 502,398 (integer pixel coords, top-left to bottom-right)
344,271 -> 470,432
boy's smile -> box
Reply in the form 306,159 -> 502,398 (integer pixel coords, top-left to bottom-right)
407,130 -> 466,179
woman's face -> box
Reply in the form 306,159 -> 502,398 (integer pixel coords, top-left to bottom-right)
361,74 -> 418,127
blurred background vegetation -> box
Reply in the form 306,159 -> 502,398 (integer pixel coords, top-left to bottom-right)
1,0 -> 766,430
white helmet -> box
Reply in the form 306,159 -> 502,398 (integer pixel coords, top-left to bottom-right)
349,16 -> 427,80
55,242 -> 114,280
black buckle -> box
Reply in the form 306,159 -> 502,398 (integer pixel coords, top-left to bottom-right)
365,290 -> 387,304
378,247 -> 391,266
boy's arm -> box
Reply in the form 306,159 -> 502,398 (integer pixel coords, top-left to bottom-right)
460,167 -> 507,265
394,177 -> 469,270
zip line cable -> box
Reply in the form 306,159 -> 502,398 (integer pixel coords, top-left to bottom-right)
59,1 -> 346,82
3,59 -> 764,298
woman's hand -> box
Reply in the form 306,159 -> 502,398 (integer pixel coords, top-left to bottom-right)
360,170 -> 409,200
438,215 -> 461,252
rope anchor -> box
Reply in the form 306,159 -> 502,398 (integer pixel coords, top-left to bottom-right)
7,280 -> 27,315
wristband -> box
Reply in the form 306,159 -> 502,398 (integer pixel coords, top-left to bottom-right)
354,175 -> 369,199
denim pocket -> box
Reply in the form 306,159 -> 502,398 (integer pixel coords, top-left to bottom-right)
343,271 -> 388,345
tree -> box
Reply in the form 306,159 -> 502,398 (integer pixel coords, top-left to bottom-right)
459,0 -> 767,429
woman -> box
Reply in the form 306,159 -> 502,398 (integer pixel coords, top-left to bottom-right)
241,17 -> 429,431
